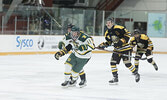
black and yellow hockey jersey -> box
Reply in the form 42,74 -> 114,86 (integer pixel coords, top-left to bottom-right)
104,25 -> 132,52
130,34 -> 153,50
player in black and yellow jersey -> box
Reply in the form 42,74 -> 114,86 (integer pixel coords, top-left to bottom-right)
97,18 -> 140,84
130,29 -> 158,72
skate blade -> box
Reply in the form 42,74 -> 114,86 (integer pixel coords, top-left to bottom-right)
135,76 -> 140,82
109,82 -> 118,85
61,85 -> 69,88
69,84 -> 77,87
79,84 -> 87,88
154,67 -> 158,71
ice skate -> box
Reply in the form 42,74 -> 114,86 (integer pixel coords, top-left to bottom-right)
69,79 -> 77,87
109,77 -> 118,85
134,72 -> 140,82
79,80 -> 87,88
153,64 -> 158,71
61,81 -> 70,87
135,67 -> 139,73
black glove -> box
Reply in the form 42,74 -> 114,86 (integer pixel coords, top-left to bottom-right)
54,52 -> 62,60
54,50 -> 67,60
97,42 -> 107,49
146,49 -> 152,54
114,40 -> 123,47
78,44 -> 88,51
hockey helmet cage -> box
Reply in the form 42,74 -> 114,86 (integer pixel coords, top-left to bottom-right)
71,26 -> 80,40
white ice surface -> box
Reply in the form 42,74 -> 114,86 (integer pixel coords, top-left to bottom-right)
0,53 -> 166,100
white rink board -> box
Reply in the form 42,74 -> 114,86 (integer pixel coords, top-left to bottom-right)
0,35 -> 63,52
0,35 -> 167,53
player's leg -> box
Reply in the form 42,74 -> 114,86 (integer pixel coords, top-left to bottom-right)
61,64 -> 72,87
123,51 -> 140,82
70,70 -> 79,86
145,50 -> 158,71
109,53 -> 121,84
79,70 -> 87,87
134,51 -> 143,72
62,53 -> 76,87
70,57 -> 89,87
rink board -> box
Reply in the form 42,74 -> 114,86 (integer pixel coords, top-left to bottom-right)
0,35 -> 166,55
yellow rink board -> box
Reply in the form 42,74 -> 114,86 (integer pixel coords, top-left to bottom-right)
0,51 -> 167,56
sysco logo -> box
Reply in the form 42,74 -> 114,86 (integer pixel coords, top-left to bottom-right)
16,36 -> 33,49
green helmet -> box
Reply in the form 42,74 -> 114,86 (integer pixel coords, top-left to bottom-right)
71,26 -> 80,32
71,26 -> 80,40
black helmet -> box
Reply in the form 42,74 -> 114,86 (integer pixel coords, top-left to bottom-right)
134,29 -> 141,35
67,24 -> 74,28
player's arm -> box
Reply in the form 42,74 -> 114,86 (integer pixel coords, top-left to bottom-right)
55,44 -> 72,60
140,34 -> 150,49
58,34 -> 70,50
55,35 -> 72,60
97,29 -> 112,49
129,37 -> 136,47
147,38 -> 153,50
78,37 -> 95,51
113,28 -> 130,47
97,41 -> 111,49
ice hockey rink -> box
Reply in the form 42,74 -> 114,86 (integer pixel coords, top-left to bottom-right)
0,53 -> 166,100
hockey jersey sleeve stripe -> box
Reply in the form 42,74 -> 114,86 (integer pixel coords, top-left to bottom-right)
87,44 -> 95,50
124,34 -> 131,38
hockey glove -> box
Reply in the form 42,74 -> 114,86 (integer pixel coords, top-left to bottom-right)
55,44 -> 72,60
146,49 -> 152,54
55,49 -> 67,60
55,51 -> 62,60
97,42 -> 108,49
58,41 -> 65,49
78,44 -> 88,51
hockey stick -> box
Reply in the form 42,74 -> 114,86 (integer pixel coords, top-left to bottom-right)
95,47 -> 147,60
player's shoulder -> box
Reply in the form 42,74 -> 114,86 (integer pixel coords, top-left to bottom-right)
130,36 -> 135,41
140,34 -> 148,40
78,31 -> 90,42
113,25 -> 125,30
64,33 -> 72,40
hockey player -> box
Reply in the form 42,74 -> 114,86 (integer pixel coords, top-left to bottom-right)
55,26 -> 95,87
97,18 -> 140,84
130,29 -> 158,72
58,24 -> 87,87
